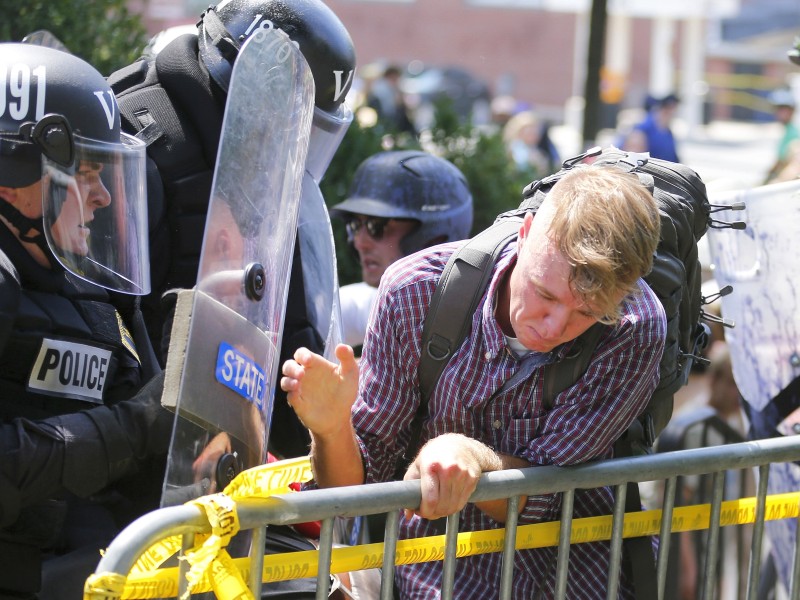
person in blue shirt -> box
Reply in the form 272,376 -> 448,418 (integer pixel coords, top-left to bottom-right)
623,93 -> 680,163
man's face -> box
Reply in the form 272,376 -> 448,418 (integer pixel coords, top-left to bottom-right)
506,211 -> 605,352
346,214 -> 418,287
776,105 -> 795,125
50,160 -> 112,256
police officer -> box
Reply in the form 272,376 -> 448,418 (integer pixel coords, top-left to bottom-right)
329,150 -> 474,348
108,2 -> 361,598
0,43 -> 171,599
108,0 -> 356,462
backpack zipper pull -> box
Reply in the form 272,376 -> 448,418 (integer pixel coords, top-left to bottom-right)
561,146 -> 602,169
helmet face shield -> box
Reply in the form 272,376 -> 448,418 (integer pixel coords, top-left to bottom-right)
41,131 -> 150,294
306,103 -> 353,182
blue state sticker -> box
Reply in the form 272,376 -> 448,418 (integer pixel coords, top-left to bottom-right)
215,342 -> 267,410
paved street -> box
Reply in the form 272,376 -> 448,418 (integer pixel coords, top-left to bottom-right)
552,119 -> 783,191
679,120 -> 782,191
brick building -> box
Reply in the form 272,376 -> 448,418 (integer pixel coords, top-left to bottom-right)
131,0 -> 800,129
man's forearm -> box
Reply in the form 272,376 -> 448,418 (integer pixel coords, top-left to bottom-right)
473,452 -> 529,522
309,424 -> 365,488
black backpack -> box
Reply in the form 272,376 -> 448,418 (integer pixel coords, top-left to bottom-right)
415,146 -> 742,456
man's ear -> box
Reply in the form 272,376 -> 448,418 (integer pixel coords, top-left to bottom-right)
213,228 -> 232,260
0,186 -> 18,204
518,211 -> 534,245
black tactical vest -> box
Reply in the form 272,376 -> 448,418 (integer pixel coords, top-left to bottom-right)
0,246 -> 143,422
109,35 -> 225,358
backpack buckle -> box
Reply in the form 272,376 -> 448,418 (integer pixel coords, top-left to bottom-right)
425,335 -> 451,361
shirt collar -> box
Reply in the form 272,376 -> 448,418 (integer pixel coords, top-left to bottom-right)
480,240 -> 518,359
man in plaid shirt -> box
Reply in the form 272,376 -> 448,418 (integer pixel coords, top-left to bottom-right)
282,164 -> 666,598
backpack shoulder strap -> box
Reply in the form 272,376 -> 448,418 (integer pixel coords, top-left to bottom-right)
542,322 -> 606,407
397,218 -> 519,476
418,219 -> 521,403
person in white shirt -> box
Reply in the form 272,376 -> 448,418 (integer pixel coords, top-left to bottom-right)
330,150 -> 474,347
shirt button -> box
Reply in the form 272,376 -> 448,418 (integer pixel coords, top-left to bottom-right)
485,351 -> 492,360
493,420 -> 502,429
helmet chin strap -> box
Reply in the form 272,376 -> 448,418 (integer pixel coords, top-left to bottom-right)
198,6 -> 241,93
0,197 -> 57,263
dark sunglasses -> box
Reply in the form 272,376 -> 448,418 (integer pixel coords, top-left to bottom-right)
344,216 -> 391,241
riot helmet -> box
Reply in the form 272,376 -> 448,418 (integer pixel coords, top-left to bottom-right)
0,43 -> 149,294
330,150 -> 474,255
197,0 -> 356,181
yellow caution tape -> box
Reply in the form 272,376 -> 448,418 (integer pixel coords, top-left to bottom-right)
83,571 -> 126,600
180,493 -> 244,600
84,456 -> 314,600
112,490 -> 800,598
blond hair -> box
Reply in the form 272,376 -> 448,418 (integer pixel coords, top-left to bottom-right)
544,165 -> 660,323
502,110 -> 540,144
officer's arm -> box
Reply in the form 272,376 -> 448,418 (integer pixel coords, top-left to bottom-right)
0,371 -> 170,527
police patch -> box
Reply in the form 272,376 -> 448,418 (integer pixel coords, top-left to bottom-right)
28,338 -> 113,403
116,310 -> 140,364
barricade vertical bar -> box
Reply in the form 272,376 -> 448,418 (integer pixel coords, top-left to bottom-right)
441,512 -> 460,600
381,510 -> 400,600
605,483 -> 627,600
499,495 -> 520,600
746,464 -> 770,600
554,489 -> 575,599
700,471 -> 725,600
657,476 -> 678,600
316,518 -> 335,600
737,471 -> 749,598
249,525 -> 266,596
791,504 -> 800,600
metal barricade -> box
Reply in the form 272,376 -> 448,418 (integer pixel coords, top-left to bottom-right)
656,407 -> 754,600
87,434 -> 800,600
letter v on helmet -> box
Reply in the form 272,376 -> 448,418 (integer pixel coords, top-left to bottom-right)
93,90 -> 117,130
333,70 -> 354,103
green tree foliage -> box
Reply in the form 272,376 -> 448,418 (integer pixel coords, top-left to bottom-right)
320,97 -> 535,286
1,0 -> 148,75
424,97 -> 534,234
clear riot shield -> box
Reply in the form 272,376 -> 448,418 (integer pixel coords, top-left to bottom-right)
706,178 -> 800,412
160,29 -> 314,507
298,172 -> 343,362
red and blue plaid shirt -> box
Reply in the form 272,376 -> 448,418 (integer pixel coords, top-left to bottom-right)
352,239 -> 666,599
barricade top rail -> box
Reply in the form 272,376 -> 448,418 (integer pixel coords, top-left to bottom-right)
93,434 -> 800,583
